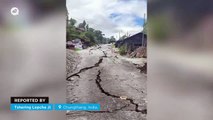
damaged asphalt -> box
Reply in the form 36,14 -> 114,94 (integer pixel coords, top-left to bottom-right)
66,47 -> 107,80
66,44 -> 147,120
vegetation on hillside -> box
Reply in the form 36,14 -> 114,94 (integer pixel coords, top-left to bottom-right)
66,17 -> 116,45
119,45 -> 127,55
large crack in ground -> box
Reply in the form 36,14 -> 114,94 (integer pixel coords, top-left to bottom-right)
66,48 -> 146,114
66,49 -> 130,114
66,58 -> 103,80
95,70 -> 147,114
66,49 -> 107,81
102,51 -> 107,57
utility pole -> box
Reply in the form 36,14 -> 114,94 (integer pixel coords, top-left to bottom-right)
142,13 -> 146,47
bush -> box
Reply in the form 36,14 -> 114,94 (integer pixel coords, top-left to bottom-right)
74,48 -> 81,51
119,45 -> 127,55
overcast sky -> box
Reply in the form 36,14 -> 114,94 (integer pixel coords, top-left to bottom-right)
66,0 -> 147,39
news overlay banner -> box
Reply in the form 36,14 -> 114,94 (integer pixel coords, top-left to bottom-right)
55,104 -> 100,111
10,97 -> 100,111
10,104 -> 53,111
11,97 -> 49,104
10,104 -> 100,111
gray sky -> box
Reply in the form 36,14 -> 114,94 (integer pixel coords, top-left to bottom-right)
66,0 -> 147,39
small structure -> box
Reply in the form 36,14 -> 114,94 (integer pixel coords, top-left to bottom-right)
115,32 -> 147,53
66,38 -> 83,49
115,40 -> 123,48
66,38 -> 91,49
72,39 -> 83,49
66,41 -> 75,49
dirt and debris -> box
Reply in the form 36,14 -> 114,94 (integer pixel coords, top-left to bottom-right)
129,47 -> 147,58
134,63 -> 147,74
66,49 -> 81,75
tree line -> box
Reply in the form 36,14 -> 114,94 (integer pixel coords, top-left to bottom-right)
66,18 -> 116,45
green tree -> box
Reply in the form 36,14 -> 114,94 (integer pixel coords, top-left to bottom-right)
78,20 -> 87,29
66,18 -> 112,45
69,18 -> 77,26
120,35 -> 128,40
109,36 -> 116,43
94,30 -> 103,44
88,28 -> 95,32
85,31 -> 95,44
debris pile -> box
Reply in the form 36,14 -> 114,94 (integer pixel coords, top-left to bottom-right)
137,63 -> 147,74
129,47 -> 147,58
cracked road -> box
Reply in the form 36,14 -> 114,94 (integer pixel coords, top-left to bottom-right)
66,44 -> 147,120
